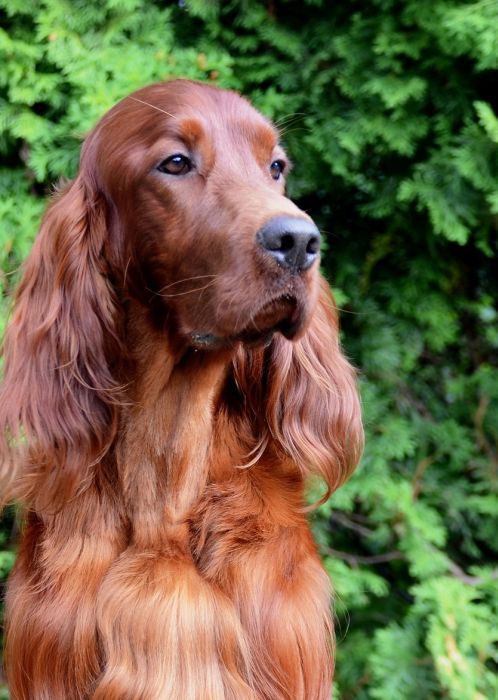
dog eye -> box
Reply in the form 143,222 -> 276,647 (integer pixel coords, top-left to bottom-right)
270,160 -> 285,180
157,154 -> 192,176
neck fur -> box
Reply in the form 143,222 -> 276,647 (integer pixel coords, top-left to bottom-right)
117,304 -> 232,551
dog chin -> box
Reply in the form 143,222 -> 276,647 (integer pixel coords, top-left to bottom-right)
189,296 -> 309,350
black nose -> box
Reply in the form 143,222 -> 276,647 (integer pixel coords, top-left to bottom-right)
257,216 -> 321,272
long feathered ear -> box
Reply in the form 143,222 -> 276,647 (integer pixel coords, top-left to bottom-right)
0,176 -> 123,509
234,276 -> 363,501
269,276 -> 363,498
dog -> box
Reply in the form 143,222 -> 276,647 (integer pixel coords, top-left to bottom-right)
0,80 -> 363,699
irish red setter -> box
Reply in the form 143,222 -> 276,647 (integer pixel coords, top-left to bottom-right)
0,80 -> 362,700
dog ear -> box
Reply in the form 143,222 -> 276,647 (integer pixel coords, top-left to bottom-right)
266,277 -> 363,498
234,277 -> 363,500
0,175 -> 123,509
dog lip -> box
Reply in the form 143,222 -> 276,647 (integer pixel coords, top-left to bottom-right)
189,295 -> 305,350
277,314 -> 302,340
189,329 -> 275,351
246,294 -> 296,326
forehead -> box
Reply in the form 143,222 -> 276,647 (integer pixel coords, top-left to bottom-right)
102,81 -> 280,153
168,106 -> 278,155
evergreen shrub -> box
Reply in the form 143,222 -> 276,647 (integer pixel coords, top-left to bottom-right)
1,1 -> 497,697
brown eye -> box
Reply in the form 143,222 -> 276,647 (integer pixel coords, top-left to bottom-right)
270,159 -> 285,181
157,154 -> 192,176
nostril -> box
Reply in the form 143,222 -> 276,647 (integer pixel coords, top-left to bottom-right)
280,234 -> 295,252
307,236 -> 320,255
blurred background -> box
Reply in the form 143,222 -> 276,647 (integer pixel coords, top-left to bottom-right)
1,1 -> 497,698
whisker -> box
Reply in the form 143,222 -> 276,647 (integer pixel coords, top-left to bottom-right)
146,279 -> 218,298
274,112 -> 307,127
157,274 -> 218,293
279,125 -> 312,138
127,96 -> 178,120
4,265 -> 23,278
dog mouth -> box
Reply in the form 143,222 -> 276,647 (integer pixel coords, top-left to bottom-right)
189,294 -> 303,350
238,295 -> 301,343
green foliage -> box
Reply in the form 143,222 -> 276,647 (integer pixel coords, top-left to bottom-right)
1,1 -> 497,697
